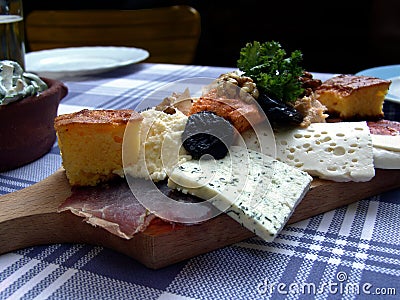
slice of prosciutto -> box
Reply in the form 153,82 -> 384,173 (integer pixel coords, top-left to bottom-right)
58,178 -> 216,239
58,180 -> 156,239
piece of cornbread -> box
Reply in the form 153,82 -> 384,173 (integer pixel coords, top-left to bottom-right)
315,74 -> 391,120
54,109 -> 142,186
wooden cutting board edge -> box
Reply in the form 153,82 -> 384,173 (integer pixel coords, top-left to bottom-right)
1,168 -> 399,269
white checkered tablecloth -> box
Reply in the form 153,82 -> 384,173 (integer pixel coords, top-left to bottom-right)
0,63 -> 399,300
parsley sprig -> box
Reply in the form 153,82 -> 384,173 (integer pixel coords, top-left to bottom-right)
237,41 -> 304,103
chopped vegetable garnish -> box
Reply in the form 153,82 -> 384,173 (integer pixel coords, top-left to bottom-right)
0,60 -> 48,105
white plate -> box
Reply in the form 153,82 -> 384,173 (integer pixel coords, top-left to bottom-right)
356,65 -> 400,104
25,46 -> 149,79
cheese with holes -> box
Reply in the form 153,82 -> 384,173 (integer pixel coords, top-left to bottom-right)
272,121 -> 375,182
241,122 -> 375,182
167,146 -> 312,242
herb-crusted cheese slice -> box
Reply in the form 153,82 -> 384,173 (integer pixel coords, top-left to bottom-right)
167,146 -> 312,242
273,121 -> 375,182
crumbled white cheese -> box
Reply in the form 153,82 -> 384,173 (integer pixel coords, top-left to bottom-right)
124,108 -> 192,181
167,146 -> 312,242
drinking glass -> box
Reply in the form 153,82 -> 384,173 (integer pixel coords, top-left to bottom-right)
0,0 -> 25,69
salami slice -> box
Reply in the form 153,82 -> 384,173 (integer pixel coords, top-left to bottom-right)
367,119 -> 400,136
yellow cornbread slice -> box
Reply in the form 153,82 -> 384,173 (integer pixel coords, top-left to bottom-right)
315,74 -> 391,120
54,109 -> 142,186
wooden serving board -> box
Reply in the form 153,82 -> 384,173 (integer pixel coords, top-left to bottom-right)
1,168 -> 400,269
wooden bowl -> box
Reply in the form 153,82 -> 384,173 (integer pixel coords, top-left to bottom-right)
0,78 -> 68,171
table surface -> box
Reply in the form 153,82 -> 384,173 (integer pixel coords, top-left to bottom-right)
1,63 -> 399,300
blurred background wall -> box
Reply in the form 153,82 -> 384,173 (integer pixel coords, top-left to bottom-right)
22,0 -> 400,74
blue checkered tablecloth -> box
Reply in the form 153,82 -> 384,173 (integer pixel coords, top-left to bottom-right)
0,63 -> 399,300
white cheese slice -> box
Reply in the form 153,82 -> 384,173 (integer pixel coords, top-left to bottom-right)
373,147 -> 400,169
371,134 -> 400,152
167,146 -> 312,242
272,121 -> 375,182
370,134 -> 400,169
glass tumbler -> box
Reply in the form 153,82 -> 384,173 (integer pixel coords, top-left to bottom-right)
0,0 -> 25,69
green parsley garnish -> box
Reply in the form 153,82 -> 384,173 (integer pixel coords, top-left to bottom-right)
237,40 -> 304,103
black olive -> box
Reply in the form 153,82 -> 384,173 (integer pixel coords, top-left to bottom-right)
182,111 -> 234,159
257,93 -> 303,124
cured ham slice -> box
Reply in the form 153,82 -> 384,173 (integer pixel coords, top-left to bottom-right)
58,180 -> 156,239
58,178 -> 217,239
